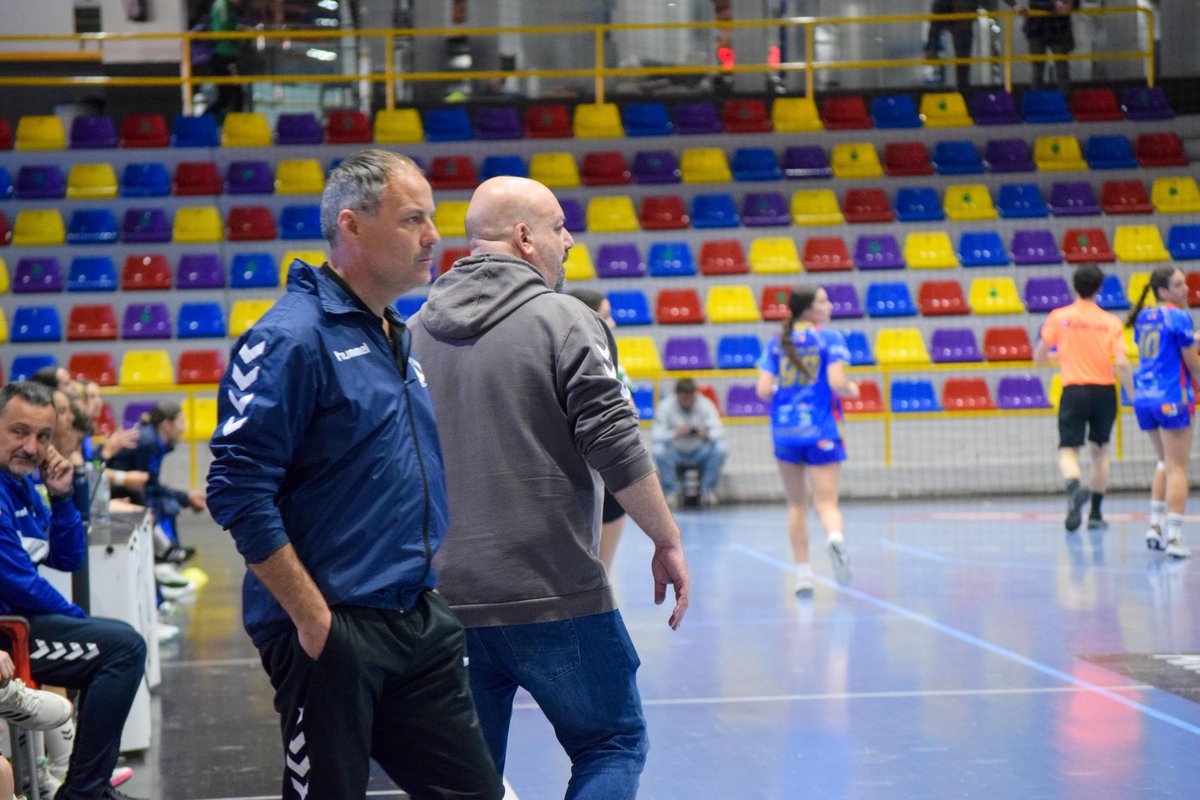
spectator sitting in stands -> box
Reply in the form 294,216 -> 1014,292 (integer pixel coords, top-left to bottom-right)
652,378 -> 728,508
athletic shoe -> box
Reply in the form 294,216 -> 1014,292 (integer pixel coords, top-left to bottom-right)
1087,515 -> 1107,530
1064,487 -> 1090,532
38,759 -> 63,798
105,789 -> 148,800
0,679 -> 73,731
1146,525 -> 1165,551
155,622 -> 181,644
794,573 -> 814,596
155,544 -> 196,565
701,492 -> 720,508
827,538 -> 852,585
111,766 -> 134,787
1165,538 -> 1192,559
154,562 -> 192,588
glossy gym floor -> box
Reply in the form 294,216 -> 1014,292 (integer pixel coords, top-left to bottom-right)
118,494 -> 1199,799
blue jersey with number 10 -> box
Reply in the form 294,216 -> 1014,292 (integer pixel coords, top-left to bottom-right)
1133,304 -> 1194,408
758,325 -> 849,447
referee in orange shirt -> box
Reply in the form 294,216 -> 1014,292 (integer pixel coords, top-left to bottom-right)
1035,264 -> 1135,531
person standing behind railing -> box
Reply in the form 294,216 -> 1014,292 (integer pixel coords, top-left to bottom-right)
925,0 -> 978,92
207,0 -> 246,120
1007,0 -> 1081,93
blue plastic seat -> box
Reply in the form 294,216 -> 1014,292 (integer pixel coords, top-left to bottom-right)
607,290 -> 652,326
120,162 -> 170,197
278,205 -> 322,240
647,242 -> 696,277
423,108 -> 473,142
996,183 -> 1049,219
1095,274 -> 1130,310
0,165 -> 12,199
716,335 -> 762,369
932,140 -> 984,175
172,114 -> 220,147
67,256 -> 118,292
622,103 -> 672,137
631,386 -> 655,419
67,209 -> 119,245
731,148 -> 782,181
1167,225 -> 1200,261
12,257 -> 64,293
895,187 -> 945,221
843,331 -> 875,365
177,302 -> 227,338
10,354 -> 56,381
1022,89 -> 1072,123
958,231 -> 1010,266
479,155 -> 528,181
891,379 -> 940,412
870,95 -> 921,129
1084,135 -> 1137,170
230,252 -> 279,288
11,306 -> 63,342
394,295 -> 427,319
865,282 -> 916,318
691,194 -> 740,229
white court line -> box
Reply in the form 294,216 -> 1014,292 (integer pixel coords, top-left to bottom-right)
185,777 -> 520,800
877,538 -> 1168,575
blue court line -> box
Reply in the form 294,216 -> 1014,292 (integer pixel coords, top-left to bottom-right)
877,538 -> 1164,574
730,541 -> 1200,737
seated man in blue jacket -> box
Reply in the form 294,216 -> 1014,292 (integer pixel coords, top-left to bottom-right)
0,380 -> 147,800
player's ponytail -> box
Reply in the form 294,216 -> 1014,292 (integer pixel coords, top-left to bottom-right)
1125,266 -> 1177,328
782,284 -> 818,381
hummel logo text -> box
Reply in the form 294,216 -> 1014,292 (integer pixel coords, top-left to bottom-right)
334,343 -> 371,362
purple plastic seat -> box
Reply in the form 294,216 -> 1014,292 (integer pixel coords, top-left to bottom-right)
631,151 -> 681,184
970,91 -> 1022,125
122,302 -> 172,339
1024,276 -> 1071,312
560,198 -> 586,233
275,113 -> 323,145
596,243 -> 646,278
70,115 -> 119,148
120,209 -> 171,243
1047,181 -> 1100,216
782,146 -> 832,179
122,401 -> 157,429
997,375 -> 1050,409
663,337 -> 714,371
1011,230 -> 1062,265
15,165 -> 66,199
672,101 -> 722,134
1121,86 -> 1173,121
473,107 -> 523,140
12,257 -> 64,293
854,234 -> 905,270
741,193 -> 790,227
226,161 -> 274,194
176,253 -> 225,289
824,283 -> 863,319
984,139 -> 1035,172
930,328 -> 982,363
726,385 -> 768,417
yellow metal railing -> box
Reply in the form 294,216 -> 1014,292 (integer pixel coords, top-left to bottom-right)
0,6 -> 1155,113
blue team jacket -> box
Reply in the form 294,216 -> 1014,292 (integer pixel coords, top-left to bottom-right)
207,261 -> 450,647
0,473 -> 86,618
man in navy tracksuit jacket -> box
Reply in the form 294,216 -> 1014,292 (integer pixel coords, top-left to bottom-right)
0,381 -> 146,800
207,150 -> 500,800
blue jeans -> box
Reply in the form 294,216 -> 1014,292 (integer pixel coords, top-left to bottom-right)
465,611 -> 648,800
652,439 -> 728,494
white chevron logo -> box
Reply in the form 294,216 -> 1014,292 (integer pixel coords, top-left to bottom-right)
65,642 -> 84,660
222,417 -> 248,436
228,390 -> 254,415
239,341 -> 266,364
290,777 -> 308,800
47,642 -> 67,660
286,754 -> 310,776
231,364 -> 259,391
84,643 -> 99,660
30,640 -> 48,659
289,730 -> 305,753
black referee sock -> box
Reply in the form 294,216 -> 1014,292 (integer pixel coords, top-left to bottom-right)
1066,478 -> 1081,496
1090,493 -> 1104,519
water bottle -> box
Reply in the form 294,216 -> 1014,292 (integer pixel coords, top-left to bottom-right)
88,463 -> 112,546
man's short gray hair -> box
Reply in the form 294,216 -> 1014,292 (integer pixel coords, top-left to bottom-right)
0,381 -> 54,417
320,150 -> 420,247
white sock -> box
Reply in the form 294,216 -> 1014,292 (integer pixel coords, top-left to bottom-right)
794,562 -> 812,577
826,531 -> 844,546
1151,501 -> 1167,529
1166,512 -> 1184,543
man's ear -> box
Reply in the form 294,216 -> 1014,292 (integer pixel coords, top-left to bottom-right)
338,208 -> 358,240
514,223 -> 532,255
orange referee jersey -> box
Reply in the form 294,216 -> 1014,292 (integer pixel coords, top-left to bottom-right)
1040,299 -> 1124,386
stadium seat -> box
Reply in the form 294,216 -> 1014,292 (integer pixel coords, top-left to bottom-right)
1033,135 -> 1086,171
1121,86 -> 1173,120
0,212 -> 8,246
730,148 -> 782,182
726,385 -> 767,417
983,326 -> 1033,361
855,234 -> 905,270
943,377 -> 995,411
894,187 -> 944,221
279,250 -> 325,281
699,240 -> 748,276
0,166 -> 10,199
1070,87 -> 1123,122
883,142 -> 933,176
15,165 -> 66,199
943,184 -> 997,221
918,280 -> 968,316
716,335 -> 762,369
581,152 -> 631,186
120,162 -> 170,197
172,114 -> 220,147
12,257 -> 63,293
183,396 -> 218,441
595,243 -> 645,279
587,196 -> 639,233
1168,225 -> 1200,261
996,183 -> 1049,218
528,152 -> 580,187
831,142 -> 883,179
177,302 -> 227,339
996,375 -> 1050,409
1047,181 -> 1100,216
68,352 -> 118,385
563,243 -> 595,280
574,103 -> 623,138
1022,89 -> 1072,123
1084,135 -> 1137,170
67,256 -> 117,292
374,108 -> 423,143
1125,272 -> 1154,307
772,97 -> 822,132
0,117 -> 10,150
122,303 -> 171,339
742,193 -> 790,227
821,96 -> 871,130
759,285 -> 792,320
891,379 -> 940,412
680,148 -> 732,183
178,349 -> 226,383
1136,132 -> 1188,168
919,92 -> 971,127
721,99 -> 771,133
630,387 -> 654,419
1114,225 -> 1170,262
933,140 -> 984,174
843,380 -> 883,414
275,113 -> 323,145
841,188 -> 893,224
930,328 -> 981,362
561,198 -> 586,233
12,209 -> 65,246
428,155 -> 478,190
222,112 -> 272,146
664,337 -> 713,370
672,101 -> 722,135
437,247 -> 469,276
802,236 -> 852,272
748,237 -> 801,274
826,284 -> 863,319
874,327 -> 930,365
904,231 -> 957,269
11,354 -> 57,380
782,146 -> 832,180
66,209 -> 119,245
225,161 -> 273,195
325,110 -> 371,144
224,205 -> 277,241
969,90 -> 1021,125
15,115 -> 66,150
121,113 -> 169,147
689,194 -> 738,229
230,252 -> 278,288
423,107 -> 473,142
1151,176 -> 1200,214
1024,276 -> 1071,312
468,107 -> 526,141
647,242 -> 695,277
431,201 -> 467,237
631,150 -> 681,184
613,336 -> 662,376
1095,274 -> 1130,310
276,159 -> 325,194
176,253 -> 224,289
639,195 -> 689,230
865,282 -> 916,318
278,205 -> 321,240
657,289 -> 705,324
706,285 -> 760,323
173,206 -> 223,242
11,306 -> 62,342
66,163 -> 118,199
118,349 -> 172,385
478,155 -> 527,181
1187,273 -> 1200,308
607,290 -> 652,326
984,138 -> 1035,172
621,102 -> 672,137
229,299 -> 275,337
871,94 -> 921,129
791,190 -> 844,226
172,161 -> 221,196
524,104 -> 571,138
1100,180 -> 1152,214
121,254 -> 171,290
969,277 -> 1023,314
1011,229 -> 1062,265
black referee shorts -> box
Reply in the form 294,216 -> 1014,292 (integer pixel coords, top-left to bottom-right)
1058,383 -> 1118,448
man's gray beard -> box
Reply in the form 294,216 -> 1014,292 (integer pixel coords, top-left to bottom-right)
554,269 -> 565,293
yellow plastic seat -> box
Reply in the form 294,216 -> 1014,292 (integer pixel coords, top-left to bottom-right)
772,97 -> 822,132
12,210 -> 65,246
230,299 -> 276,338
1122,327 -> 1140,361
904,231 -> 958,268
0,308 -> 7,344
185,397 -> 218,441
874,328 -> 931,365
434,201 -> 469,237
275,159 -> 325,195
528,152 -> 580,188
586,196 -> 639,233
120,350 -> 174,386
968,277 -> 1024,314
1033,135 -> 1086,171
0,256 -> 8,294
919,92 -> 972,128
830,142 -> 883,179
373,109 -> 424,143
564,243 -> 595,280
705,285 -> 760,323
1049,373 -> 1063,411
280,250 -> 327,285
1113,225 -> 1169,263
1125,271 -> 1155,307
748,237 -> 802,274
573,103 -> 624,138
222,112 -> 272,147
791,190 -> 844,226
1151,176 -> 1200,214
15,115 -> 66,150
680,148 -> 732,184
173,206 -> 223,243
66,163 -> 118,199
613,336 -> 662,377
943,184 -> 998,221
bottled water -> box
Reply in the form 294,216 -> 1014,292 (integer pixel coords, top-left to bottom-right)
87,462 -> 112,546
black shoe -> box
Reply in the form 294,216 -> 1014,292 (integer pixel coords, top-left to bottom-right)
155,544 -> 196,565
1086,515 -> 1107,530
1065,487 -> 1090,532
106,790 -> 148,800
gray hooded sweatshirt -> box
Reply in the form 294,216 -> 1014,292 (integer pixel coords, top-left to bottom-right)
409,253 -> 656,627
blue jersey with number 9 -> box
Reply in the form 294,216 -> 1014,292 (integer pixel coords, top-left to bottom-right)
758,326 -> 849,447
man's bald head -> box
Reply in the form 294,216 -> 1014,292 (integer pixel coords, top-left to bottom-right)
465,176 -> 574,291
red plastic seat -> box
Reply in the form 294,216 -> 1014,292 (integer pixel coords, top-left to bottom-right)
94,402 -> 116,437
581,152 -> 631,186
525,104 -> 572,138
66,304 -> 119,341
639,195 -> 689,230
69,352 -> 118,385
696,384 -> 722,415
178,349 -> 227,384
1070,88 -> 1123,122
760,285 -> 793,320
721,99 -> 772,133
942,377 -> 995,411
842,188 -> 894,223
121,254 -> 172,291
120,113 -> 170,147
801,237 -> 853,272
439,247 -> 470,276
1135,132 -> 1188,168
0,117 -> 12,150
226,206 -> 278,241
0,211 -> 10,245
883,142 -> 933,176
1100,180 -> 1152,214
821,95 -> 871,130
699,240 -> 749,275
1062,228 -> 1115,263
843,380 -> 883,414
983,326 -> 1033,361
173,161 -> 222,196
325,110 -> 372,144
1186,273 -> 1200,307
917,280 -> 969,316
428,155 -> 478,190
655,289 -> 705,324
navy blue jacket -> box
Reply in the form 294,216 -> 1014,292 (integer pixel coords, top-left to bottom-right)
0,472 -> 86,618
108,424 -> 189,522
207,261 -> 449,647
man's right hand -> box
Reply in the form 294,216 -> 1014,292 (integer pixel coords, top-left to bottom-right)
651,543 -> 690,630
296,607 -> 333,661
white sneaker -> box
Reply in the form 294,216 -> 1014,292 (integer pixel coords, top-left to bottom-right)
1166,538 -> 1192,559
156,622 -> 181,643
154,562 -> 191,588
0,680 -> 73,731
158,581 -> 196,601
827,537 -> 853,585
1146,525 -> 1165,551
794,573 -> 814,596
38,759 -> 63,798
